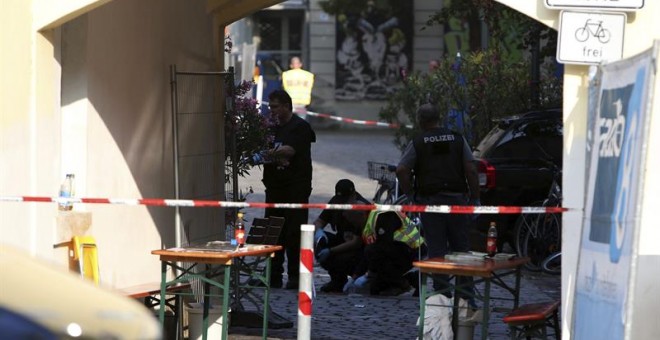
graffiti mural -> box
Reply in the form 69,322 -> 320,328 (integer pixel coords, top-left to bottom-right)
335,1 -> 413,101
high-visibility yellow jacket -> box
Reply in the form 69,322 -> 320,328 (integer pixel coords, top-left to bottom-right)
362,210 -> 424,249
282,68 -> 314,106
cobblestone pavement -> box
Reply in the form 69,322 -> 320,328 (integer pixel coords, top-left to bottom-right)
224,128 -> 561,339
225,267 -> 560,340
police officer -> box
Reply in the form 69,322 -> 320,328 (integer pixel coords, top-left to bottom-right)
396,103 -> 480,297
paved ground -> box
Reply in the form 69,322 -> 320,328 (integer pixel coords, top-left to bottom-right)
219,128 -> 561,339
225,268 -> 560,340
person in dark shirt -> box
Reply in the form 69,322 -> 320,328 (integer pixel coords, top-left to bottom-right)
396,103 -> 480,301
313,179 -> 370,293
262,89 -> 316,289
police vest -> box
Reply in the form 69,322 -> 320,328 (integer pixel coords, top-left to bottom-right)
282,69 -> 314,106
362,210 -> 424,249
412,127 -> 467,195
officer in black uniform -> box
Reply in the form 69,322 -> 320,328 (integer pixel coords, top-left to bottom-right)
396,103 -> 480,297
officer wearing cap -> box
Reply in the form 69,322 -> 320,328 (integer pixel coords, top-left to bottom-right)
396,103 -> 479,298
313,179 -> 370,293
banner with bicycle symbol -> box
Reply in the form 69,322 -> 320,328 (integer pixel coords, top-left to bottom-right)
557,10 -> 626,65
573,42 -> 657,340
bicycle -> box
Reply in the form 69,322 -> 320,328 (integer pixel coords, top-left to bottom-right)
367,161 -> 399,204
513,160 -> 562,272
541,251 -> 561,275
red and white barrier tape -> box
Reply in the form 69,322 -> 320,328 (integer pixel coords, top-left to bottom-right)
0,196 -> 568,214
263,101 -> 411,129
294,107 -> 410,129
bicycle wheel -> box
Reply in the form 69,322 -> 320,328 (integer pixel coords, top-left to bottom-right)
373,183 -> 394,204
598,29 -> 611,43
513,213 -> 539,258
520,213 -> 561,271
513,201 -> 545,259
575,27 -> 589,42
541,251 -> 561,275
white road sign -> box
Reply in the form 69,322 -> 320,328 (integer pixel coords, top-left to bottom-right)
546,0 -> 643,10
557,11 -> 626,65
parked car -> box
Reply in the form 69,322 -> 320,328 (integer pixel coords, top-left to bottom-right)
0,245 -> 162,339
470,108 -> 563,251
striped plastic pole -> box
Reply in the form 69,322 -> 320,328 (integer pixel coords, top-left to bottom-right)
297,224 -> 315,340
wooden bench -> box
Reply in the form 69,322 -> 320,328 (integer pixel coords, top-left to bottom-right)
119,282 -> 191,306
503,300 -> 560,340
119,282 -> 192,340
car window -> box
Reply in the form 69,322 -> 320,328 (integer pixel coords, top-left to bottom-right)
473,126 -> 506,157
489,119 -> 563,162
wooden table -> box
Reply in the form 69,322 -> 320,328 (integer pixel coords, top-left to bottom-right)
152,243 -> 282,340
413,255 -> 529,340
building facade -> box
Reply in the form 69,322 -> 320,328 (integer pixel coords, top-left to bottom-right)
230,0 -> 457,123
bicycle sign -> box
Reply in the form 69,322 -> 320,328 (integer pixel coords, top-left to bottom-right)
557,11 -> 626,65
575,19 -> 611,44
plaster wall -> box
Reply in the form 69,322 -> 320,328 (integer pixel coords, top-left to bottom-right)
0,0 -> 61,258
1,0 -> 220,288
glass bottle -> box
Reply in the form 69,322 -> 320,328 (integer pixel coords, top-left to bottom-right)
58,174 -> 75,211
235,212 -> 246,247
487,221 -> 498,257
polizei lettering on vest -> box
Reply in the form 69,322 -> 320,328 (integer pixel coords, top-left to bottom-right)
424,135 -> 455,143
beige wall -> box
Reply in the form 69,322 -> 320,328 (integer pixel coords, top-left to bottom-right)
1,0 -> 222,288
1,0 -> 61,257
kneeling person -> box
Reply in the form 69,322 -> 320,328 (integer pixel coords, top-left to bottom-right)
358,210 -> 425,295
314,179 -> 370,293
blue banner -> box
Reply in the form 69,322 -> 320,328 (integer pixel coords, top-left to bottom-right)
574,48 -> 654,339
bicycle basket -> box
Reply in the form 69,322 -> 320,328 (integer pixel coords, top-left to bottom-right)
367,161 -> 397,182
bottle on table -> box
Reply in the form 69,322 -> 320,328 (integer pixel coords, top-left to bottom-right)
486,221 -> 498,257
235,212 -> 246,248
226,218 -> 236,246
58,174 -> 75,211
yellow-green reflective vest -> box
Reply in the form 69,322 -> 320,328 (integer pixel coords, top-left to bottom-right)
282,69 -> 314,106
362,210 -> 424,249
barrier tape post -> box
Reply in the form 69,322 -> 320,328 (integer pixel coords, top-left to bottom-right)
298,224 -> 314,340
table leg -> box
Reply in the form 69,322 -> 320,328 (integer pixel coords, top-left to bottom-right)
261,256 -> 272,340
175,294 -> 182,340
221,265 -> 231,340
452,287 -> 459,336
262,256 -> 272,340
481,279 -> 491,340
202,277 -> 210,340
418,272 -> 427,340
513,266 -> 522,308
159,261 -> 167,325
